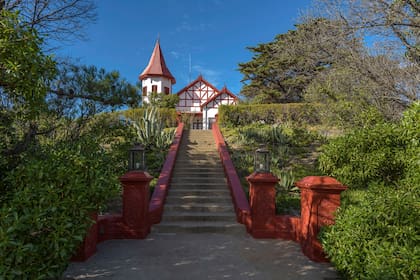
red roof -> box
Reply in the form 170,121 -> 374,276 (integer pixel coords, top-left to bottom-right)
175,75 -> 219,96
139,40 -> 176,84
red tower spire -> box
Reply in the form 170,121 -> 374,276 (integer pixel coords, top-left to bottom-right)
139,40 -> 176,84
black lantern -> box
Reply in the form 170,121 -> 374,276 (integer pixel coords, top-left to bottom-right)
254,147 -> 270,173
129,143 -> 145,171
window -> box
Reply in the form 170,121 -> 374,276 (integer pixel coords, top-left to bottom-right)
164,87 -> 170,94
152,85 -> 157,93
142,87 -> 147,96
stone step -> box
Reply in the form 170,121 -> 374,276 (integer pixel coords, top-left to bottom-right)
171,177 -> 226,184
178,147 -> 217,152
166,195 -> 232,204
176,154 -> 220,159
171,172 -> 225,177
164,203 -> 234,213
173,166 -> 224,172
170,182 -> 229,190
153,221 -> 245,234
162,212 -> 236,222
175,160 -> 221,165
169,189 -> 230,196
170,171 -> 225,177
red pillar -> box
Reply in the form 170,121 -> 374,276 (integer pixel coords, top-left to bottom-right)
119,171 -> 153,238
296,176 -> 347,262
246,172 -> 279,238
71,213 -> 98,262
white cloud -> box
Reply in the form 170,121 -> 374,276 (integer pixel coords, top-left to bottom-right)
175,21 -> 212,33
192,65 -> 222,87
170,51 -> 180,59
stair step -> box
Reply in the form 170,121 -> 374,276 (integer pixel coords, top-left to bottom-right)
164,203 -> 234,212
153,221 -> 245,234
173,167 -> 224,172
171,171 -> 225,177
171,177 -> 226,184
162,212 -> 236,222
170,183 -> 229,190
169,189 -> 230,196
166,195 -> 231,204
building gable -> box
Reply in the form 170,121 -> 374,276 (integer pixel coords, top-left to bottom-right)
176,75 -> 219,113
201,87 -> 238,110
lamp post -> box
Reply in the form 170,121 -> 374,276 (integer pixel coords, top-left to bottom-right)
254,147 -> 270,173
129,143 -> 145,171
246,147 -> 278,238
119,142 -> 152,238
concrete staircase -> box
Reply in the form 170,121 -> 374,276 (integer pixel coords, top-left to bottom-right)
153,130 -> 244,234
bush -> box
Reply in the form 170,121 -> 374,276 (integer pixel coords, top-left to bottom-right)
0,139 -> 120,278
121,107 -> 178,128
320,184 -> 420,279
319,102 -> 419,189
319,102 -> 420,279
218,103 -> 319,127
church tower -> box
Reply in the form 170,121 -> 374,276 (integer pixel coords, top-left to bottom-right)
139,40 -> 176,104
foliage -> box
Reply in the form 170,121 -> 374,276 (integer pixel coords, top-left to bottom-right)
319,103 -> 420,279
320,183 -> 420,280
121,107 -> 178,128
313,0 -> 420,64
125,107 -> 175,151
123,107 -> 176,178
319,102 -> 420,189
218,103 -> 319,127
238,18 -> 361,103
0,10 -> 141,278
222,122 -> 326,215
146,92 -> 180,109
2,0 -> 97,44
0,138 -> 120,278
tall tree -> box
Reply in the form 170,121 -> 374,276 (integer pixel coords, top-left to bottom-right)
238,18 -> 362,103
312,0 -> 420,64
1,0 -> 96,44
0,10 -> 140,168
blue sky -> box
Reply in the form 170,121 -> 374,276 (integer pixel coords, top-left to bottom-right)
57,0 -> 312,95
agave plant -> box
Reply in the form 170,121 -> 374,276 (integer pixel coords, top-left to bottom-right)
276,170 -> 298,193
122,107 -> 175,150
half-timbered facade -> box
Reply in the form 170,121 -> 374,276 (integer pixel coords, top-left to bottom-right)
140,41 -> 238,129
176,76 -> 237,129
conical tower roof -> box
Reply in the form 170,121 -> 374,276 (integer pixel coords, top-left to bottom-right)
139,40 -> 176,84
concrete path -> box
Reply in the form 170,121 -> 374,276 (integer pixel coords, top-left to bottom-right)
63,232 -> 339,280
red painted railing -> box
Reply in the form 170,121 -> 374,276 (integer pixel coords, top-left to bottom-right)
212,123 -> 251,224
149,122 -> 184,224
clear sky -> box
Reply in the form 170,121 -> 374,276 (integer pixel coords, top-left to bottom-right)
57,0 -> 313,95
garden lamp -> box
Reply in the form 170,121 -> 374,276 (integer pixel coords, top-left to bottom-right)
254,147 -> 270,173
129,143 -> 145,171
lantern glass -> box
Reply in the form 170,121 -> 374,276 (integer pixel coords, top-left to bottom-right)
129,143 -> 145,171
254,148 -> 270,173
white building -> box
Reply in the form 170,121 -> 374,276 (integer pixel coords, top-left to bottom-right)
139,40 -> 238,129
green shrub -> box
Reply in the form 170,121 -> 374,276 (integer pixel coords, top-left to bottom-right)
121,107 -> 178,128
319,102 -> 419,189
218,103 -> 319,127
0,139 -> 120,279
319,103 -> 420,279
321,184 -> 420,280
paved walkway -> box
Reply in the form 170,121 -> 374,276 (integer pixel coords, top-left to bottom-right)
63,231 -> 338,280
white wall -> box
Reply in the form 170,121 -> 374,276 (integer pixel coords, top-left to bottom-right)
142,77 -> 172,104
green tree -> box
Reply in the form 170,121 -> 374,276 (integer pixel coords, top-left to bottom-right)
146,91 -> 180,108
238,18 -> 360,103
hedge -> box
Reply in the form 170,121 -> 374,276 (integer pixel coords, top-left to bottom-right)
120,108 -> 178,128
217,103 -> 320,127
